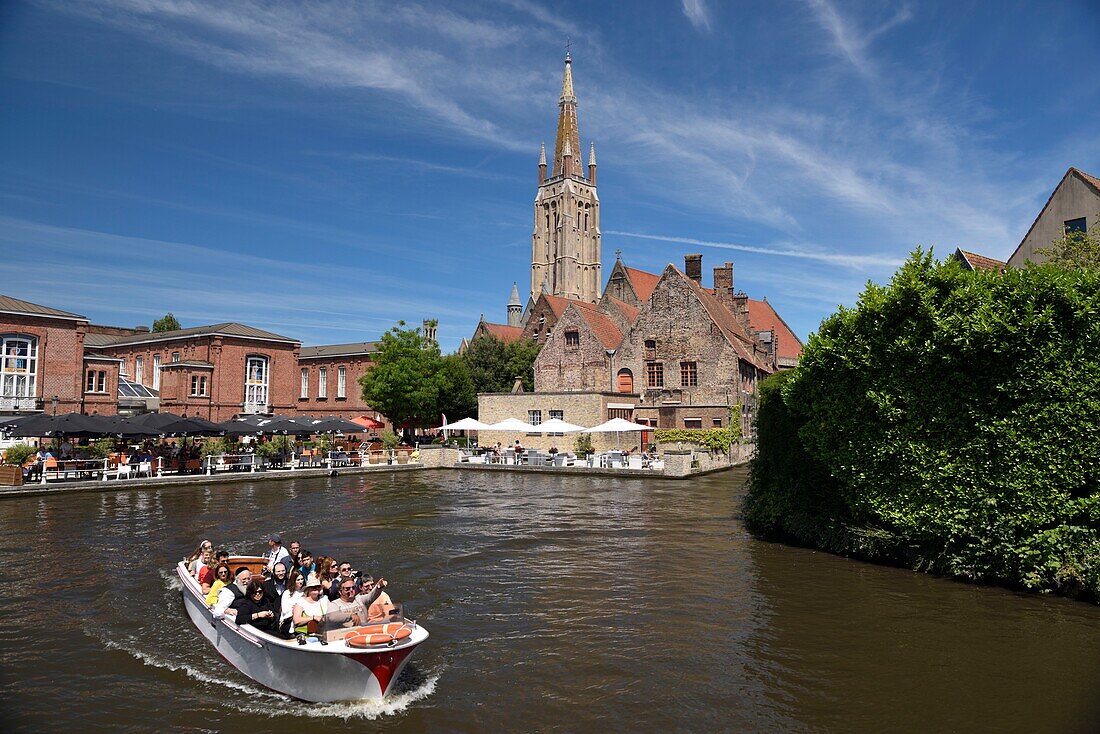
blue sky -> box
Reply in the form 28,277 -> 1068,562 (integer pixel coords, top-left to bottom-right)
1,0 -> 1098,352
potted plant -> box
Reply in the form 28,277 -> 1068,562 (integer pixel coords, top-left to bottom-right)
380,430 -> 399,464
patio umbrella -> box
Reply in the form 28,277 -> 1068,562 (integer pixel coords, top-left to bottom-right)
438,417 -> 492,431
103,417 -> 164,438
11,412 -> 118,439
303,416 -> 364,434
219,418 -> 265,437
352,415 -> 385,430
536,417 -> 587,434
485,418 -> 539,432
582,417 -> 650,452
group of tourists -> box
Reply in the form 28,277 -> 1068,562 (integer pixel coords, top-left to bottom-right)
185,535 -> 397,643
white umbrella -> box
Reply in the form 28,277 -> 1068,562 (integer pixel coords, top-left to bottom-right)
438,417 -> 492,431
582,417 -> 650,433
537,417 -> 587,433
486,418 -> 539,431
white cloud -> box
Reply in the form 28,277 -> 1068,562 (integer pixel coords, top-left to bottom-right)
681,0 -> 711,32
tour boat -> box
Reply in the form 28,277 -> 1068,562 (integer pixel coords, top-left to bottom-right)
178,556 -> 429,702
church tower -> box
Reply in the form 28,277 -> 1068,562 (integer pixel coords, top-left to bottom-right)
531,54 -> 601,303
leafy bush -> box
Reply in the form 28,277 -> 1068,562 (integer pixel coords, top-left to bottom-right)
654,426 -> 740,453
573,433 -> 593,455
199,437 -> 228,458
2,443 -> 36,466
380,430 -> 400,450
84,438 -> 116,460
744,251 -> 1100,601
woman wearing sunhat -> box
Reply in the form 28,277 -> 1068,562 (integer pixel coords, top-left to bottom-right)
292,572 -> 329,639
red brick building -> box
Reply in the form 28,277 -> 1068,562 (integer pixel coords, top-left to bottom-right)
297,342 -> 388,429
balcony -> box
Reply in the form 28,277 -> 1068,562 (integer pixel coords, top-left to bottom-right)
0,396 -> 42,413
242,402 -> 269,415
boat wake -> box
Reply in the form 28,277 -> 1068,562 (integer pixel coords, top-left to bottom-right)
93,627 -> 442,719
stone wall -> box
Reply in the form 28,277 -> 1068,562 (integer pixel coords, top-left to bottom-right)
533,306 -> 611,392
477,391 -> 645,452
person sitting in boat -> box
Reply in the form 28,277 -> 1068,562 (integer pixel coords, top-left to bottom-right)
263,561 -> 290,604
292,573 -> 330,640
365,577 -> 398,623
288,539 -> 302,569
196,548 -> 216,594
205,562 -> 232,606
233,580 -> 279,634
212,566 -> 252,619
325,561 -> 358,601
186,540 -> 213,578
278,568 -> 306,638
325,575 -> 387,629
317,556 -> 340,598
215,549 -> 229,566
297,550 -> 316,578
265,533 -> 290,574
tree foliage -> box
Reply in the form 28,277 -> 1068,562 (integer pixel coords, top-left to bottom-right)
359,321 -> 476,430
744,250 -> 1100,601
462,335 -> 541,393
1036,218 -> 1100,268
152,312 -> 181,332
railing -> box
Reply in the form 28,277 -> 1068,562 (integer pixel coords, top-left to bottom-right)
35,456 -> 164,484
0,396 -> 40,412
203,453 -> 260,474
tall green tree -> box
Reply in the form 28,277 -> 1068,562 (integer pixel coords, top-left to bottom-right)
1037,218 -> 1100,268
152,312 -> 181,332
462,335 -> 541,393
358,321 -> 477,432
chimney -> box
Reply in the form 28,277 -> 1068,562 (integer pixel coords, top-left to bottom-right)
731,292 -> 751,330
134,326 -> 150,333
713,262 -> 734,308
510,377 -> 525,394
684,254 -> 702,284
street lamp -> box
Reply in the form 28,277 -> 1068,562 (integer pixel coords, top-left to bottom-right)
51,395 -> 59,415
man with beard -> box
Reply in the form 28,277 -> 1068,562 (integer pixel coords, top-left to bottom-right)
211,566 -> 252,619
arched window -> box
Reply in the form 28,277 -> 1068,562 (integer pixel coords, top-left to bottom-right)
244,355 -> 269,413
1,334 -> 38,402
616,368 -> 634,393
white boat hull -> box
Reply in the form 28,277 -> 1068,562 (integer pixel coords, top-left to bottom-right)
178,561 -> 427,702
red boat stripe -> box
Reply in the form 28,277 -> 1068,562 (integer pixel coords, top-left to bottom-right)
345,645 -> 418,696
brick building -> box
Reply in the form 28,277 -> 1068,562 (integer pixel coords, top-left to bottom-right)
297,342 -> 389,429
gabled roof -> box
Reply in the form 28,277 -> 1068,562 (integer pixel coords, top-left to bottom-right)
953,249 -> 1007,272
477,321 -> 524,344
623,267 -> 661,302
669,266 -> 773,371
603,296 -> 639,325
94,322 -> 299,347
0,294 -> 86,321
568,305 -> 622,350
299,342 -> 379,359
1009,167 -> 1100,264
543,294 -> 601,318
746,299 -> 803,362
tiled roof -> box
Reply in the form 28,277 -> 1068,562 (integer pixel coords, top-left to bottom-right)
747,299 -> 803,362
0,294 -> 86,321
93,322 -> 299,347
623,267 -> 661,302
604,296 -> 639,325
543,294 -> 601,318
84,332 -> 120,347
478,322 -> 524,343
1074,167 -> 1100,193
955,249 -> 1007,272
573,306 -> 623,350
299,342 -> 379,359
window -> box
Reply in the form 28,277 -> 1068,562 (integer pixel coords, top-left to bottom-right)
191,375 -> 208,396
527,409 -> 542,436
171,351 -> 181,363
548,409 -> 564,436
565,330 -> 580,347
713,417 -> 723,427
153,355 -> 161,389
85,369 -> 107,393
607,407 -> 632,420
337,366 -> 346,398
1,335 -> 37,400
646,361 -> 664,388
680,361 -> 698,387
300,368 -> 309,399
684,418 -> 702,429
644,339 -> 656,359
244,356 -> 269,412
1065,217 -> 1087,234
134,356 -> 143,385
318,367 -> 328,399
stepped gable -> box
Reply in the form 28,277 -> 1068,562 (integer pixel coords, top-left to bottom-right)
746,299 -> 802,363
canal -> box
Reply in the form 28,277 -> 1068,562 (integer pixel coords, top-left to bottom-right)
0,469 -> 1097,732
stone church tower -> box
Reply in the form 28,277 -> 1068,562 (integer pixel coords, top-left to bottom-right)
531,54 -> 601,303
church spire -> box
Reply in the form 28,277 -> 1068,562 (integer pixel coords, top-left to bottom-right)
552,54 -> 581,179
537,141 -> 547,185
588,141 -> 597,185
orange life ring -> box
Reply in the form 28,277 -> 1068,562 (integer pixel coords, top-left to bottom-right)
344,623 -> 412,648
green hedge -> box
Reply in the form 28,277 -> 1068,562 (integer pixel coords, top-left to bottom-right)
744,251 -> 1100,602
654,426 -> 740,453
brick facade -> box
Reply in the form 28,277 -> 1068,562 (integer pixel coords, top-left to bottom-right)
297,350 -> 389,431
534,303 -> 620,392
0,310 -> 89,415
